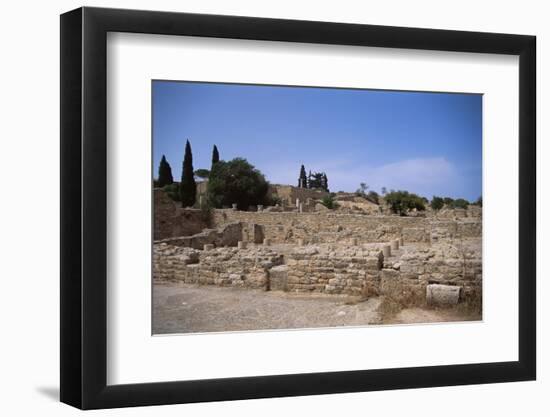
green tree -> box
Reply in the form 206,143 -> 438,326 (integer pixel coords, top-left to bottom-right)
443,197 -> 454,207
211,145 -> 220,168
452,198 -> 469,209
381,186 -> 387,195
322,173 -> 329,191
194,169 -> 210,180
474,196 -> 482,207
180,140 -> 197,207
430,196 -> 444,210
298,165 -> 307,188
207,158 -> 269,210
157,155 -> 174,187
384,190 -> 426,216
309,171 -> 328,191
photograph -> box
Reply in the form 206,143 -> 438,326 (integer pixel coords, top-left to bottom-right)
152,81 -> 483,334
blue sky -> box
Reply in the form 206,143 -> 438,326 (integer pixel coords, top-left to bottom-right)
153,81 -> 482,201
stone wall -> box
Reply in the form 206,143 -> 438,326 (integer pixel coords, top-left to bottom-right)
154,189 -> 209,240
158,222 -> 250,249
381,241 -> 482,302
154,244 -> 284,289
284,245 -> 383,295
153,240 -> 481,304
212,210 -> 430,244
269,184 -> 328,207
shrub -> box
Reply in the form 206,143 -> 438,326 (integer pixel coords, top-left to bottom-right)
162,183 -> 181,202
430,196 -> 444,210
366,190 -> 379,204
269,194 -> 282,206
452,198 -> 469,209
443,197 -> 454,207
384,190 -> 426,216
320,194 -> 338,209
207,158 -> 269,210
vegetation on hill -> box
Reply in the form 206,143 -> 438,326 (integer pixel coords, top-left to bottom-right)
430,196 -> 445,210
431,195 -> 473,210
207,158 -> 269,210
320,194 -> 338,209
384,190 -> 426,216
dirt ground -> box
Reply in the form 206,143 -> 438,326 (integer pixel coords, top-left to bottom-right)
153,282 -> 480,334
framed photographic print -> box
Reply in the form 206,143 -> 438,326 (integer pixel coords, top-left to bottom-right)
60,6 -> 536,409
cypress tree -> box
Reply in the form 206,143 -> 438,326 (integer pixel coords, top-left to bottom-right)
157,155 -> 174,187
211,145 -> 220,168
180,140 -> 197,207
298,164 -> 307,188
322,173 -> 329,191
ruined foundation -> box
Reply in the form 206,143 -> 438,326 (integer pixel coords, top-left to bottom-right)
153,189 -> 482,307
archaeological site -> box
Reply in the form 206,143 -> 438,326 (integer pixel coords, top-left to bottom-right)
153,183 -> 482,333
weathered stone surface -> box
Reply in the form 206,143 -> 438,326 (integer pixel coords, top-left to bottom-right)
315,203 -> 329,211
269,265 -> 289,291
153,187 -> 481,305
153,189 -> 209,240
426,284 -> 461,305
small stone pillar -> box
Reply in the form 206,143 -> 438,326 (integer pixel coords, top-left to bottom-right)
232,203 -> 238,211
399,237 -> 404,246
350,237 -> 358,246
263,238 -> 271,246
299,203 -> 304,213
296,198 -> 300,208
203,244 -> 214,251
237,241 -> 247,250
297,238 -> 304,246
257,204 -> 264,212
390,239 -> 399,250
382,244 -> 391,258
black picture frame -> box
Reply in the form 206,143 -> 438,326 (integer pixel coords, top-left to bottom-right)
60,6 -> 536,410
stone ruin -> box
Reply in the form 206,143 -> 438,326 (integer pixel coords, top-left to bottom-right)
153,189 -> 482,307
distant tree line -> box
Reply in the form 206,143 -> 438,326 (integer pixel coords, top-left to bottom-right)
430,195 -> 481,210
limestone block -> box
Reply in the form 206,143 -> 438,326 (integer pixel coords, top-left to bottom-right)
203,244 -> 214,251
380,268 -> 401,296
263,238 -> 271,246
237,241 -> 247,250
382,244 -> 391,259
426,284 -> 461,305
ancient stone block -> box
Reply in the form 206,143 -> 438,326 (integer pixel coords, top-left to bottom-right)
426,284 -> 461,305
